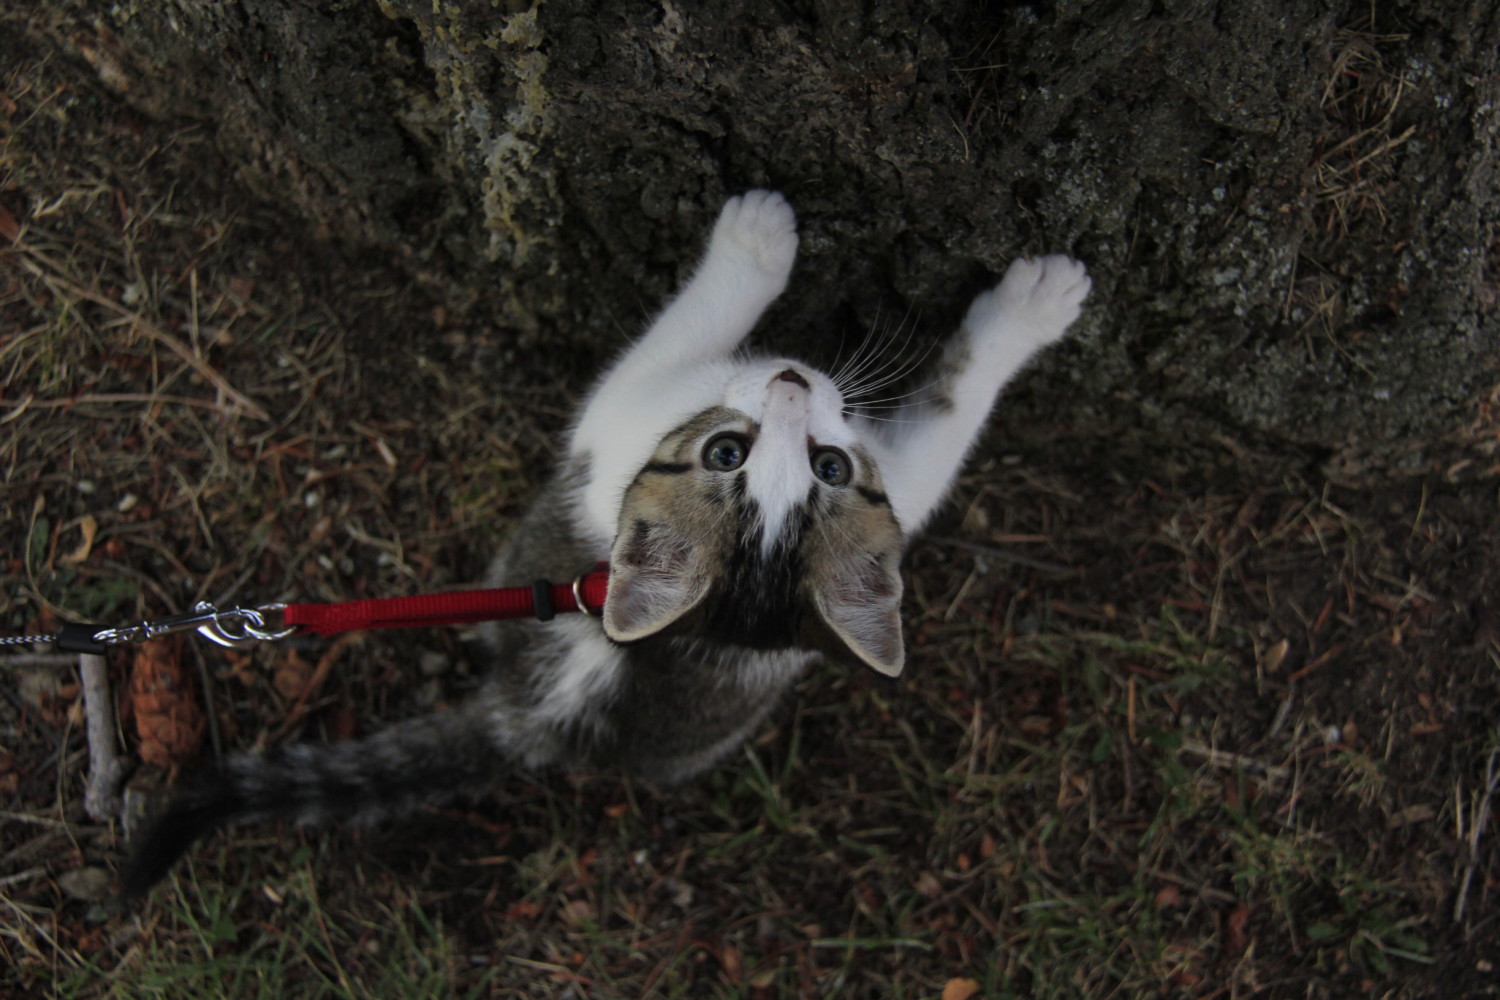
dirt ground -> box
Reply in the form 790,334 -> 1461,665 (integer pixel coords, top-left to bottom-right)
3,18 -> 1499,1000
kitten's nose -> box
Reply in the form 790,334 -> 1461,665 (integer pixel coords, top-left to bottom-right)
775,368 -> 810,388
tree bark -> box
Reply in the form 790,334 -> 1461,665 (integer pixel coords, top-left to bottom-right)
39,0 -> 1499,467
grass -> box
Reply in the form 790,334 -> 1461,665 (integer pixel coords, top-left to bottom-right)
2,15 -> 1495,1000
53,855 -> 497,1000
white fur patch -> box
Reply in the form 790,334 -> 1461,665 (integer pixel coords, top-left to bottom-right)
743,378 -> 812,553
725,361 -> 852,555
572,357 -> 740,548
530,618 -> 624,730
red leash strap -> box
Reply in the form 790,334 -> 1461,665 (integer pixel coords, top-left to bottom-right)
281,569 -> 610,637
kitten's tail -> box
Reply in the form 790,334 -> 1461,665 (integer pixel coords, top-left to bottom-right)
119,703 -> 507,899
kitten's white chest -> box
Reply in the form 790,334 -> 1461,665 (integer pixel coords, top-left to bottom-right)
531,619 -> 624,726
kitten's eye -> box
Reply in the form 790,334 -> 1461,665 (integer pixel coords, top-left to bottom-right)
702,434 -> 750,471
810,447 -> 852,486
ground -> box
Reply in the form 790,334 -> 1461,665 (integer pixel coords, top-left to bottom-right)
3,19 -> 1499,1000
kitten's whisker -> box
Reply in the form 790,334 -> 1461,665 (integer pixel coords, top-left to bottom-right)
844,410 -> 922,424
840,305 -> 928,401
845,400 -> 925,417
837,302 -> 917,396
847,335 -> 940,403
833,303 -> 894,386
843,330 -> 942,408
845,371 -> 951,408
834,316 -> 899,397
842,307 -> 915,394
826,306 -> 866,389
846,407 -> 932,418
835,302 -> 897,390
839,342 -> 909,400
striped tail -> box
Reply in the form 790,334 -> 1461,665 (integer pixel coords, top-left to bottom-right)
120,704 -> 507,899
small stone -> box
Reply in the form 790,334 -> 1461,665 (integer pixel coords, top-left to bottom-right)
58,866 -> 113,901
664,877 -> 694,908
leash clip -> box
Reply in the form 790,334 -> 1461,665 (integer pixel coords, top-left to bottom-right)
572,566 -> 605,617
91,602 -> 296,649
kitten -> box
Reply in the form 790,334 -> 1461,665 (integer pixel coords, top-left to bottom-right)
120,190 -> 1090,897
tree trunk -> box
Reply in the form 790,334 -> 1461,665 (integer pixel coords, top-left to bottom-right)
38,0 -> 1499,463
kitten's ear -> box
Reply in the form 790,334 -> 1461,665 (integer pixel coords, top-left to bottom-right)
813,553 -> 906,677
603,519 -> 713,643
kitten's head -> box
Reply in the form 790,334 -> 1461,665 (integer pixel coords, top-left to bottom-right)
602,361 -> 907,675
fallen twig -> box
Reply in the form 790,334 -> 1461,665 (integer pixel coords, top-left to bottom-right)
0,652 -> 78,668
1178,738 -> 1290,782
79,653 -> 126,824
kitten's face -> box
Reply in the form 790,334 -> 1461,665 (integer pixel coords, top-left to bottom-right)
603,361 -> 906,675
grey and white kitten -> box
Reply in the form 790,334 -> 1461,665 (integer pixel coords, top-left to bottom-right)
121,191 -> 1090,896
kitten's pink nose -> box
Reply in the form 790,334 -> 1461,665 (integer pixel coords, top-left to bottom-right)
775,368 -> 809,388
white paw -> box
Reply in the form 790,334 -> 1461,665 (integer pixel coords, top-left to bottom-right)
966,255 -> 1091,348
707,189 -> 799,280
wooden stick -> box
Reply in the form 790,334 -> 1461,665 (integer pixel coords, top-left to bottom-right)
79,653 -> 126,824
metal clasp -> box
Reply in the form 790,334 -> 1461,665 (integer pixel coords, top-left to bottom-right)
572,566 -> 605,617
91,602 -> 296,649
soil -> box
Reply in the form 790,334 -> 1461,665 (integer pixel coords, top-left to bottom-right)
2,4 -> 1498,999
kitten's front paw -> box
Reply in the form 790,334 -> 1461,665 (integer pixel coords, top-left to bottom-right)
708,189 -> 799,281
967,255 -> 1091,348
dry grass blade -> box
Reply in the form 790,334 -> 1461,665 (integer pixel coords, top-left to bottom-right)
1312,24 -> 1413,237
1452,739 -> 1500,923
12,245 -> 270,420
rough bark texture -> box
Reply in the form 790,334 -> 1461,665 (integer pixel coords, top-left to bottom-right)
42,0 -> 1500,463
